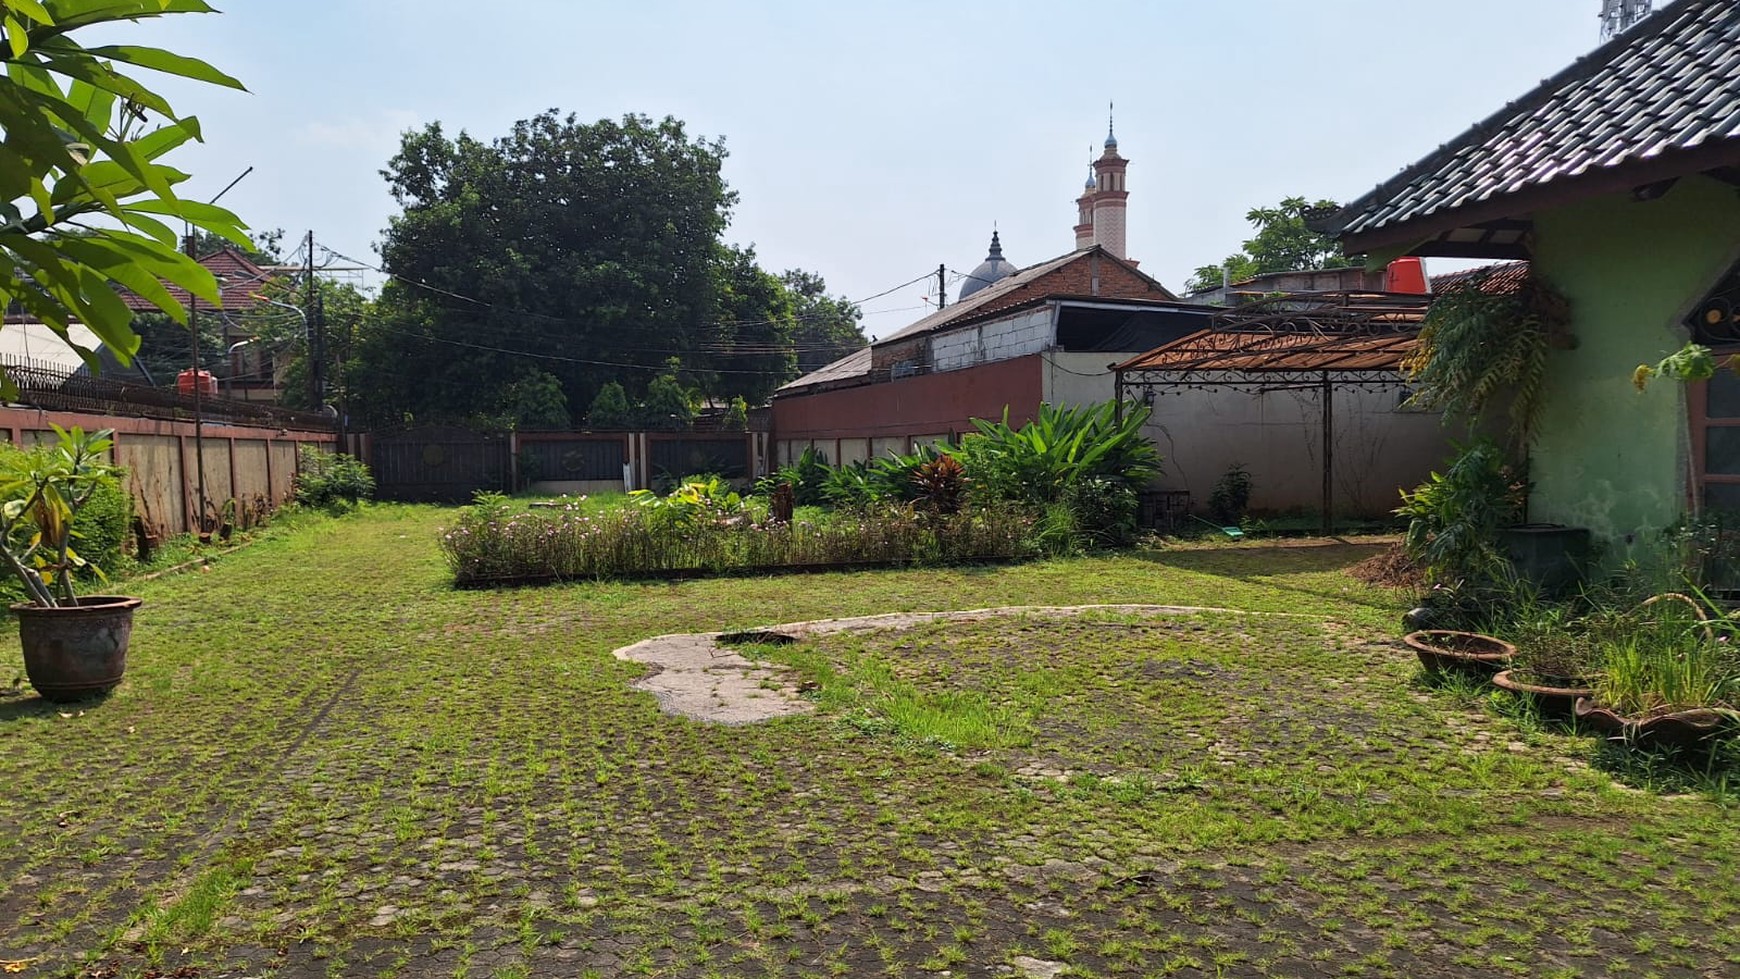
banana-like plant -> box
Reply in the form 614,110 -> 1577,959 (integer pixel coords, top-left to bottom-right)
0,424 -> 122,606
0,1 -> 250,389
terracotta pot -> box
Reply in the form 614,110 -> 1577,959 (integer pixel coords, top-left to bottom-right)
1492,670 -> 1594,718
1573,698 -> 1739,751
1403,630 -> 1515,676
11,596 -> 143,702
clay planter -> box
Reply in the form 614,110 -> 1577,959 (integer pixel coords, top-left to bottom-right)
12,596 -> 143,702
1491,670 -> 1595,718
1572,699 -> 1739,751
1403,630 -> 1515,676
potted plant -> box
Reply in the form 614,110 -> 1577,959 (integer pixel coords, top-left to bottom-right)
1492,619 -> 1599,718
1572,593 -> 1739,749
2,426 -> 142,702
1403,629 -> 1516,676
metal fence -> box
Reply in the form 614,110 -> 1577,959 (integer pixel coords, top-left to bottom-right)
649,435 -> 750,481
517,435 -> 626,483
370,427 -> 512,503
0,355 -> 334,431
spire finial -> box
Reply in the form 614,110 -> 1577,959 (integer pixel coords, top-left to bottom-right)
986,228 -> 1003,260
1104,102 -> 1118,149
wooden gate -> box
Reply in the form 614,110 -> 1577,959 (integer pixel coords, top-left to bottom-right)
371,426 -> 511,503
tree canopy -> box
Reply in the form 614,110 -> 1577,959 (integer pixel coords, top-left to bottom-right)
784,269 -> 867,374
1186,197 -> 1353,294
347,110 -> 855,430
0,0 -> 251,384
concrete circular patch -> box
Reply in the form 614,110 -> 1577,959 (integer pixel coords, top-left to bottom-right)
611,604 -> 1294,725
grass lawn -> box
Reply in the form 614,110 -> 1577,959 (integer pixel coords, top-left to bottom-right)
0,505 -> 1735,978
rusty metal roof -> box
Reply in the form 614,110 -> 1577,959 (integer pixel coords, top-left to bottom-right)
1114,291 -> 1432,376
1323,0 -> 1740,248
1115,329 -> 1419,375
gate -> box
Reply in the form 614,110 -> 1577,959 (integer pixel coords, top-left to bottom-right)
371,426 -> 511,503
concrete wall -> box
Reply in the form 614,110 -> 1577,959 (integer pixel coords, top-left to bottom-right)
1138,383 -> 1453,518
932,308 -> 1053,372
1528,174 -> 1740,547
0,406 -> 334,539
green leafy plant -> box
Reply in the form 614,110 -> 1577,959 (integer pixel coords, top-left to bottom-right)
1402,271 -> 1568,444
630,475 -> 745,529
293,446 -> 375,513
0,425 -> 123,607
758,445 -> 831,506
1396,439 -> 1526,588
1207,463 -> 1252,525
1632,341 -> 1729,391
1593,594 -> 1738,716
1061,475 -> 1140,549
0,1 -> 251,387
955,401 -> 1160,506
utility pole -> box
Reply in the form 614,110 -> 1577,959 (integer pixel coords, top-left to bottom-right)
936,264 -> 947,310
305,229 -> 320,408
184,165 -> 251,538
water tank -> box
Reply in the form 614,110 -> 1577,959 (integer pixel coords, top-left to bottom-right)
177,369 -> 217,397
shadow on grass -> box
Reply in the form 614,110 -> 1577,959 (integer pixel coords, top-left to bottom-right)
0,689 -> 110,721
1132,541 -> 1406,617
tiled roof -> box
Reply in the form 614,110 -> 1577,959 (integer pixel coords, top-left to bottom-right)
1429,261 -> 1531,296
872,249 -> 1091,347
119,246 -> 278,313
1325,0 -> 1740,244
1115,329 -> 1419,375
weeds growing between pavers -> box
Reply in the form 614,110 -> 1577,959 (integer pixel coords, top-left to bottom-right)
0,506 -> 1734,978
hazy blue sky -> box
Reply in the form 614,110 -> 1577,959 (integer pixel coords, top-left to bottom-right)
118,1 -> 1609,337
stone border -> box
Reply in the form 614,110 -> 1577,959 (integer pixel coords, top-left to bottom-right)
611,604 -> 1311,725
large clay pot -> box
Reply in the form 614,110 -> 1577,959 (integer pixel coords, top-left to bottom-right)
1573,698 -> 1739,751
12,596 -> 143,702
1492,670 -> 1595,719
1403,630 -> 1515,676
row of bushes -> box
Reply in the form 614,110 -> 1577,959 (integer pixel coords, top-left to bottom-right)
442,495 -> 1034,584
763,402 -> 1159,550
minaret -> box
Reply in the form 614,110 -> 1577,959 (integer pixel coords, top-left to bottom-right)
1073,151 -> 1096,250
1090,106 -> 1129,260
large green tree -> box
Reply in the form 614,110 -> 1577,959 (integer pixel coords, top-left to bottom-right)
708,244 -> 795,405
351,111 -> 737,428
783,269 -> 866,374
1186,197 -> 1353,293
0,0 -> 250,382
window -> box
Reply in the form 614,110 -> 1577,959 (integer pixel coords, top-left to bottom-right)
1690,366 -> 1740,509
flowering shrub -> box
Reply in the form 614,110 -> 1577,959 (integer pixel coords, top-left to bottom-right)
440,499 -> 1034,585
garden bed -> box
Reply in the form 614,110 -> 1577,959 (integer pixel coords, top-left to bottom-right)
441,500 -> 1036,586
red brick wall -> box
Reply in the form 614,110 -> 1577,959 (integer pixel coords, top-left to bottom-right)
771,354 -> 1043,443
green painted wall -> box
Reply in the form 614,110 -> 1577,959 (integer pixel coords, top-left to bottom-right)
1528,175 -> 1740,552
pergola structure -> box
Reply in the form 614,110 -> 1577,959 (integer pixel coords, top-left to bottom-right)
1112,291 -> 1435,533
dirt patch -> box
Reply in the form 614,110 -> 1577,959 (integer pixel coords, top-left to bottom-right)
1348,542 -> 1424,589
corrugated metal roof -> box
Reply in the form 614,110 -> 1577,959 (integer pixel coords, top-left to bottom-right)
1326,0 -> 1740,241
774,345 -> 870,394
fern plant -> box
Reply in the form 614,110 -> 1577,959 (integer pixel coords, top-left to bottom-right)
1402,271 -> 1567,445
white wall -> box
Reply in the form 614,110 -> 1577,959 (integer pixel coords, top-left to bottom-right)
931,308 -> 1054,372
1041,352 -> 1122,408
1139,383 -> 1453,518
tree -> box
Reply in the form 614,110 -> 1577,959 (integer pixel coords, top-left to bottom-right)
587,381 -> 632,429
709,244 -> 795,404
0,1 -> 250,383
352,111 -> 736,427
1186,197 -> 1353,293
783,269 -> 866,374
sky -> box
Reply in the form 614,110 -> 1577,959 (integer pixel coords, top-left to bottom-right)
112,0 -> 1613,340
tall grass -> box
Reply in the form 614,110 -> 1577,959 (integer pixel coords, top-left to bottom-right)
441,499 -> 1035,585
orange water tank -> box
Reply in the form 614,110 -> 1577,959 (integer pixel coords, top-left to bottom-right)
1385,257 -> 1429,294
177,369 -> 217,397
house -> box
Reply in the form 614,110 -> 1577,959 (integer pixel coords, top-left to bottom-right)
772,124 -> 1216,466
1312,0 -> 1740,548
117,245 -> 290,400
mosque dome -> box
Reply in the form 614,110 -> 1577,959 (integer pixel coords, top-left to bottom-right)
958,231 -> 1017,301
